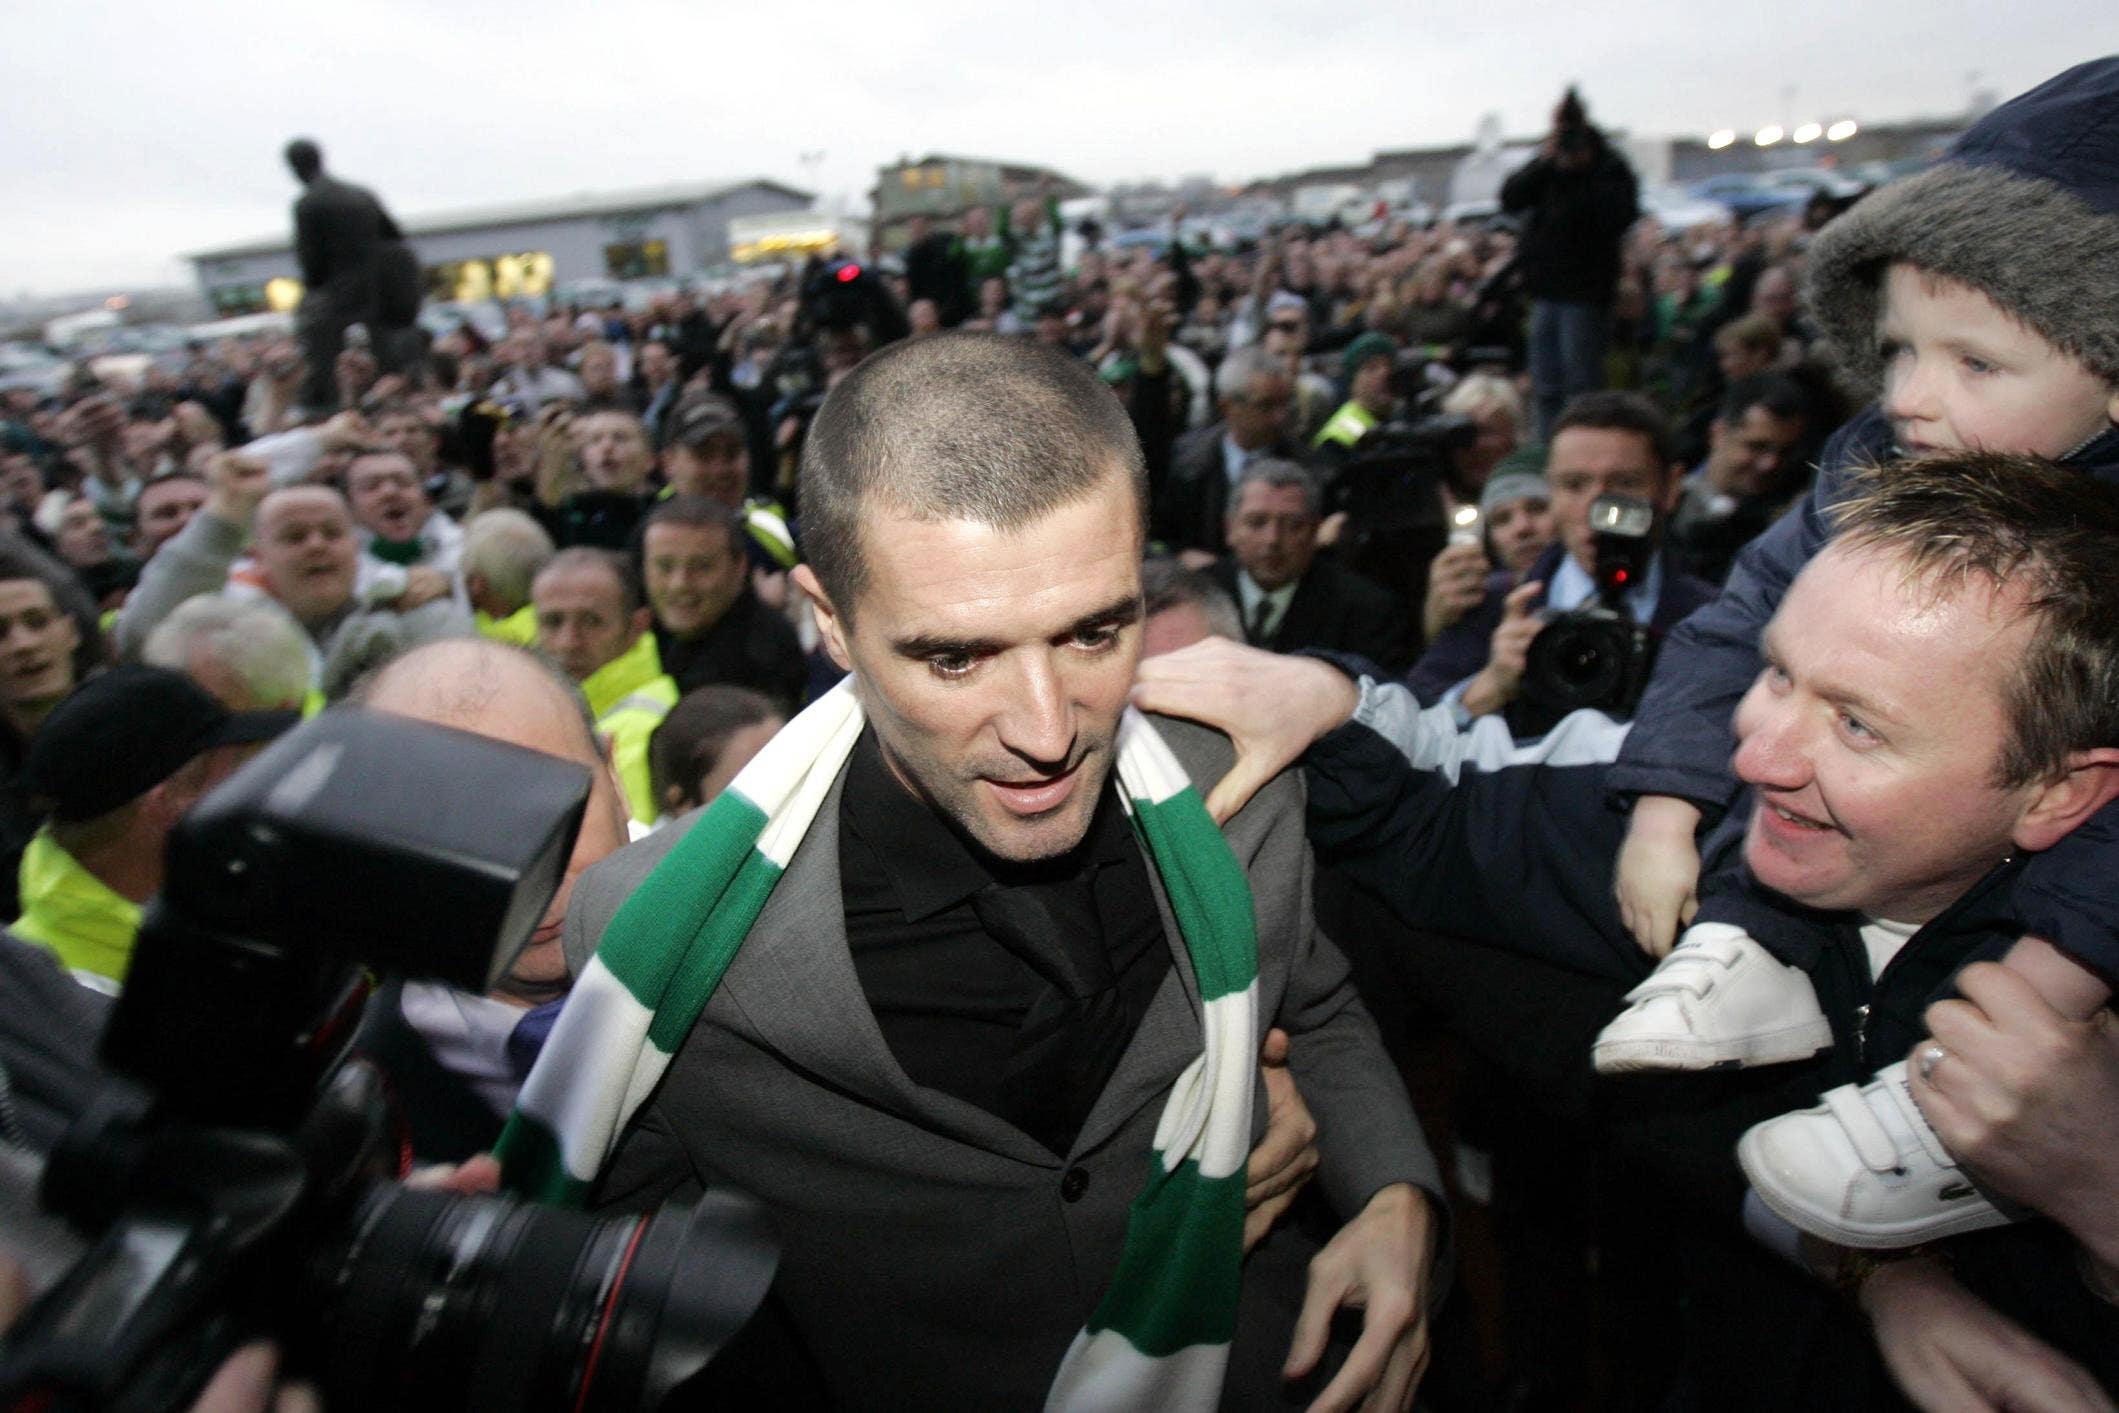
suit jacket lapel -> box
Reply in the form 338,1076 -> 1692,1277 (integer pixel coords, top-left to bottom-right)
719,764 -> 1057,1164
1270,569 -> 1325,652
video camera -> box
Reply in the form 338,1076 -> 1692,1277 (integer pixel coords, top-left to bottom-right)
795,257 -> 908,348
1328,413 -> 1481,610
1519,493 -> 1660,733
0,710 -> 775,1412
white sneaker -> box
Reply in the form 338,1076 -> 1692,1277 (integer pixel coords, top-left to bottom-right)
1592,922 -> 1834,1074
1737,1059 -> 2012,1249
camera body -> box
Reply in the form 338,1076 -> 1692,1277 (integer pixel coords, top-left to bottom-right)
0,710 -> 775,1412
1328,413 -> 1481,610
795,257 -> 908,347
1520,494 -> 1661,733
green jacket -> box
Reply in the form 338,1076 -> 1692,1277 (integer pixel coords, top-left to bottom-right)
13,829 -> 140,992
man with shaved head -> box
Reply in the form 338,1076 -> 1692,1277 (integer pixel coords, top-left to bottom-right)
351,637 -> 632,1159
113,449 -> 470,699
526,331 -> 1442,1409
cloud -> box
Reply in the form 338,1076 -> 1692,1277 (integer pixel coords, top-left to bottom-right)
2,0 -> 2116,293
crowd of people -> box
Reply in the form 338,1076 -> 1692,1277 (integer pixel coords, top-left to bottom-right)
3,57 -> 2119,1413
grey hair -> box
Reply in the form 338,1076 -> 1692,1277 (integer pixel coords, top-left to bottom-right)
1141,557 -> 1242,641
1440,372 -> 1525,434
1230,459 -> 1322,520
461,507 -> 556,613
142,594 -> 314,708
1214,344 -> 1286,402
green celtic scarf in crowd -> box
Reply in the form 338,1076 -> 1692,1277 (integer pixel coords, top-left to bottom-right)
495,677 -> 1261,1410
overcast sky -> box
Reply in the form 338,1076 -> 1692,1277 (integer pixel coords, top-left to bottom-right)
4,1 -> 2115,297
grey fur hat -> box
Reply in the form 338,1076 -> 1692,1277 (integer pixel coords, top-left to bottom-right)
1803,57 -> 2119,397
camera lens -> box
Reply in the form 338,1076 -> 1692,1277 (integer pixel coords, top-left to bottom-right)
1525,614 -> 1634,711
303,1185 -> 776,1411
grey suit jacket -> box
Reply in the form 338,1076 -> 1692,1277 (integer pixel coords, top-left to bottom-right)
566,713 -> 1441,1408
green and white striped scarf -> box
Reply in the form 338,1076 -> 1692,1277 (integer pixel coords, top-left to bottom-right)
495,677 -> 1261,1411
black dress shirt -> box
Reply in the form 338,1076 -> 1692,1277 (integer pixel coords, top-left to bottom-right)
838,728 -> 1170,1157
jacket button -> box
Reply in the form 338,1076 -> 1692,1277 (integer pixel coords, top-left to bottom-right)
1060,1167 -> 1091,1203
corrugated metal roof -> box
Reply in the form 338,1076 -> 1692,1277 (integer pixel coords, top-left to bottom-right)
188,176 -> 812,262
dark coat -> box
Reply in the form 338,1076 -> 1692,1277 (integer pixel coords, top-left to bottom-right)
654,585 -> 809,715
291,174 -> 402,320
574,715 -> 1443,1409
1303,707 -> 2119,1404
1498,143 -> 1640,305
1209,557 -> 1412,673
1611,406 -> 2119,812
1151,424 -> 1301,556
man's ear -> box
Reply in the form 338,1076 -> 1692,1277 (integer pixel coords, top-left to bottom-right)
2014,746 -> 2119,853
628,606 -> 653,640
792,564 -> 853,671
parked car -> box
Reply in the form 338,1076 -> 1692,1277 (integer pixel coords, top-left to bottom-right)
1687,173 -> 1806,221
1758,167 -> 1868,202
1641,184 -> 1735,234
0,343 -> 70,399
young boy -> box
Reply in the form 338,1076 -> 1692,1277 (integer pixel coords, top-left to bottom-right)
1597,56 -> 2119,1248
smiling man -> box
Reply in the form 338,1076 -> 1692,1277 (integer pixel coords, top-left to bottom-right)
113,451 -> 471,699
1133,452 -> 2119,1404
522,331 -> 1443,1410
638,496 -> 805,708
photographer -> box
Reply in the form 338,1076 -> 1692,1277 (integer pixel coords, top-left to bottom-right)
1500,88 -> 1641,439
1407,392 -> 1713,735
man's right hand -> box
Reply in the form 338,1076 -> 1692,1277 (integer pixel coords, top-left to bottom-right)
1860,1255 -> 2114,1413
1458,579 -> 1542,720
1131,639 -> 1359,824
316,410 -> 373,452
393,566 -> 452,612
1613,794 -> 1702,957
1245,1028 -> 1319,1253
1421,541 -> 1490,644
205,452 -> 273,528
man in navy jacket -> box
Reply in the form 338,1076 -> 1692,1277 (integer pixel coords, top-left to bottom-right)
1408,392 -> 1715,734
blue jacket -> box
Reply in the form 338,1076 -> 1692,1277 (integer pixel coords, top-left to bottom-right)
1301,683 -> 2119,1396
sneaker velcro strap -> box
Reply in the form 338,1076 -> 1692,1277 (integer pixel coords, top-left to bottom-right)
1823,1083 -> 1903,1173
1883,1067 -> 1960,1171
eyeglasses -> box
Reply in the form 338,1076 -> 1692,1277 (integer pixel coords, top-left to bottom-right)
1267,320 -> 1305,334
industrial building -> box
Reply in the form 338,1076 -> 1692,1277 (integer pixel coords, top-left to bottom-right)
187,177 -> 812,316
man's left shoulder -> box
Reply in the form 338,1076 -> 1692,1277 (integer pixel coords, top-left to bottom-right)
1144,710 -> 1235,782
1140,712 -> 1304,838
1660,565 -> 1722,624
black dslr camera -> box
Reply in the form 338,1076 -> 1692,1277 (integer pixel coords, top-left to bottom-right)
0,710 -> 775,1412
1520,494 -> 1661,732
